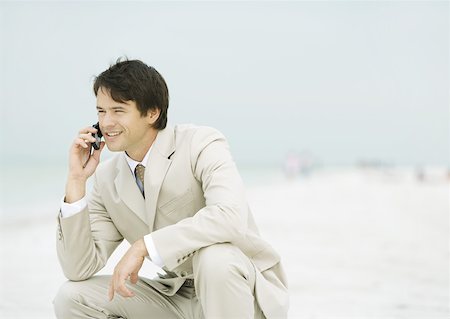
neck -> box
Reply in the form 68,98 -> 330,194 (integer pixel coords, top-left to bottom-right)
126,131 -> 158,162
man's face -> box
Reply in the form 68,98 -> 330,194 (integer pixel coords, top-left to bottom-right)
96,87 -> 158,161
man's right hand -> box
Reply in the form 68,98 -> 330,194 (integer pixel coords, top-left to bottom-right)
65,126 -> 105,203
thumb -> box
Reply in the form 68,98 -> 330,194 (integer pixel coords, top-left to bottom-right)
91,141 -> 105,162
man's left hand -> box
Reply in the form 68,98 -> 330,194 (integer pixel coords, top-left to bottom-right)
108,238 -> 148,301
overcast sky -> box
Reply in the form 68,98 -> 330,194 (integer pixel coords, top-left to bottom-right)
0,1 -> 448,167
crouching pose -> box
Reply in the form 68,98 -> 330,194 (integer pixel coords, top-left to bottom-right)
54,58 -> 289,318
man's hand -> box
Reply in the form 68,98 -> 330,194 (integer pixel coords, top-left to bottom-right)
65,126 -> 105,203
108,238 -> 149,301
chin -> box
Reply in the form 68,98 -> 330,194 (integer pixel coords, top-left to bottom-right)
105,143 -> 124,152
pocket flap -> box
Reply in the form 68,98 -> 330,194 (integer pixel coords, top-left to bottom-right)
159,189 -> 194,215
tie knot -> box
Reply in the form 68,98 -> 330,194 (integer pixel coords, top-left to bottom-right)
135,164 -> 145,186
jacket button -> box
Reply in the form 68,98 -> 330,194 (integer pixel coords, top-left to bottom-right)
180,271 -> 188,277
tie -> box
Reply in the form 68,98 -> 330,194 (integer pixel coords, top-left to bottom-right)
135,164 -> 145,196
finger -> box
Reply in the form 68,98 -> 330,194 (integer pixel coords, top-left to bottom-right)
117,281 -> 134,298
130,272 -> 138,284
115,273 -> 134,298
117,286 -> 134,298
78,126 -> 98,135
108,279 -> 114,301
74,137 -> 89,149
78,133 -> 97,143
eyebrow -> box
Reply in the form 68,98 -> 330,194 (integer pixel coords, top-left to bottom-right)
96,106 -> 127,110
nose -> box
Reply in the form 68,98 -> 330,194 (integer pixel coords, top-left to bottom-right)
100,112 -> 115,129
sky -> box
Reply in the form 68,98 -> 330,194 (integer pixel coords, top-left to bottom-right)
0,1 -> 448,168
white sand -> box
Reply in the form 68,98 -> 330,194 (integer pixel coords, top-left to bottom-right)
0,168 -> 448,318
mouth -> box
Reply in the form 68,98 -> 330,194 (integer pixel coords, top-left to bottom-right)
104,131 -> 123,139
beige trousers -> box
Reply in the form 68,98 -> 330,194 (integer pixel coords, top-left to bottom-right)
54,243 -> 265,319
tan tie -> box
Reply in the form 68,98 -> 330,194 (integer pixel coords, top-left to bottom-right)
135,164 -> 145,195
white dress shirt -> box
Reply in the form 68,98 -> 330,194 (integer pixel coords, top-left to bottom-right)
60,146 -> 164,267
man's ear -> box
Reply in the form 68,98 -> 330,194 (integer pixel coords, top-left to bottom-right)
146,108 -> 161,125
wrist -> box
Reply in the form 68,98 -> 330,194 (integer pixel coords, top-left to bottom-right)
133,238 -> 149,257
67,173 -> 88,184
65,177 -> 87,203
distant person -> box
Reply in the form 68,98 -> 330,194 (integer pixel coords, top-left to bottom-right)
283,151 -> 301,179
416,166 -> 426,182
53,58 -> 289,318
283,150 -> 314,179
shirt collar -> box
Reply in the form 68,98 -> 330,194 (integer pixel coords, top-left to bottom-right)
124,145 -> 152,174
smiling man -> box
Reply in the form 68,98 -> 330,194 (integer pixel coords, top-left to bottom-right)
54,58 -> 289,319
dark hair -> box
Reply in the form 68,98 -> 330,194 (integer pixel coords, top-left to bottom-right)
93,58 -> 169,130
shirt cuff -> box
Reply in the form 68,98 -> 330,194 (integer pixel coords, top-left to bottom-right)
60,196 -> 87,218
144,234 -> 165,268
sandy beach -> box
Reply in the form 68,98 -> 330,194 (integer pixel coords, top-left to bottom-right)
0,167 -> 448,318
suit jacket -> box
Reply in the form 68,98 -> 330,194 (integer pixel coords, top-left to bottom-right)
57,124 -> 289,318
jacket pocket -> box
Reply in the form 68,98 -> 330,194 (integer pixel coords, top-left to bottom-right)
159,189 -> 194,216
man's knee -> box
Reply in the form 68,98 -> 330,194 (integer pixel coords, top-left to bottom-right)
192,244 -> 258,318
53,280 -> 85,315
193,243 -> 253,284
54,276 -> 110,318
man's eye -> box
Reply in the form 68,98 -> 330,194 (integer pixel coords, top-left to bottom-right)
97,110 -> 105,113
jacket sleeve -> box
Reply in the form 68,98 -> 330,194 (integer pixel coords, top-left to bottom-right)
56,172 -> 123,281
150,127 -> 249,270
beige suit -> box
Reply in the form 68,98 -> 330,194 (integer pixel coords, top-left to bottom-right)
56,124 -> 289,318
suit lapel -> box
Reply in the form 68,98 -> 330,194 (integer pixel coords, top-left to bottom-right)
114,156 -> 148,225
145,126 -> 175,231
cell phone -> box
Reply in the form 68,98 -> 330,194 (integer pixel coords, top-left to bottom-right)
91,122 -> 103,150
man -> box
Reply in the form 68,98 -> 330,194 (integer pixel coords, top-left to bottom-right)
54,58 -> 289,318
